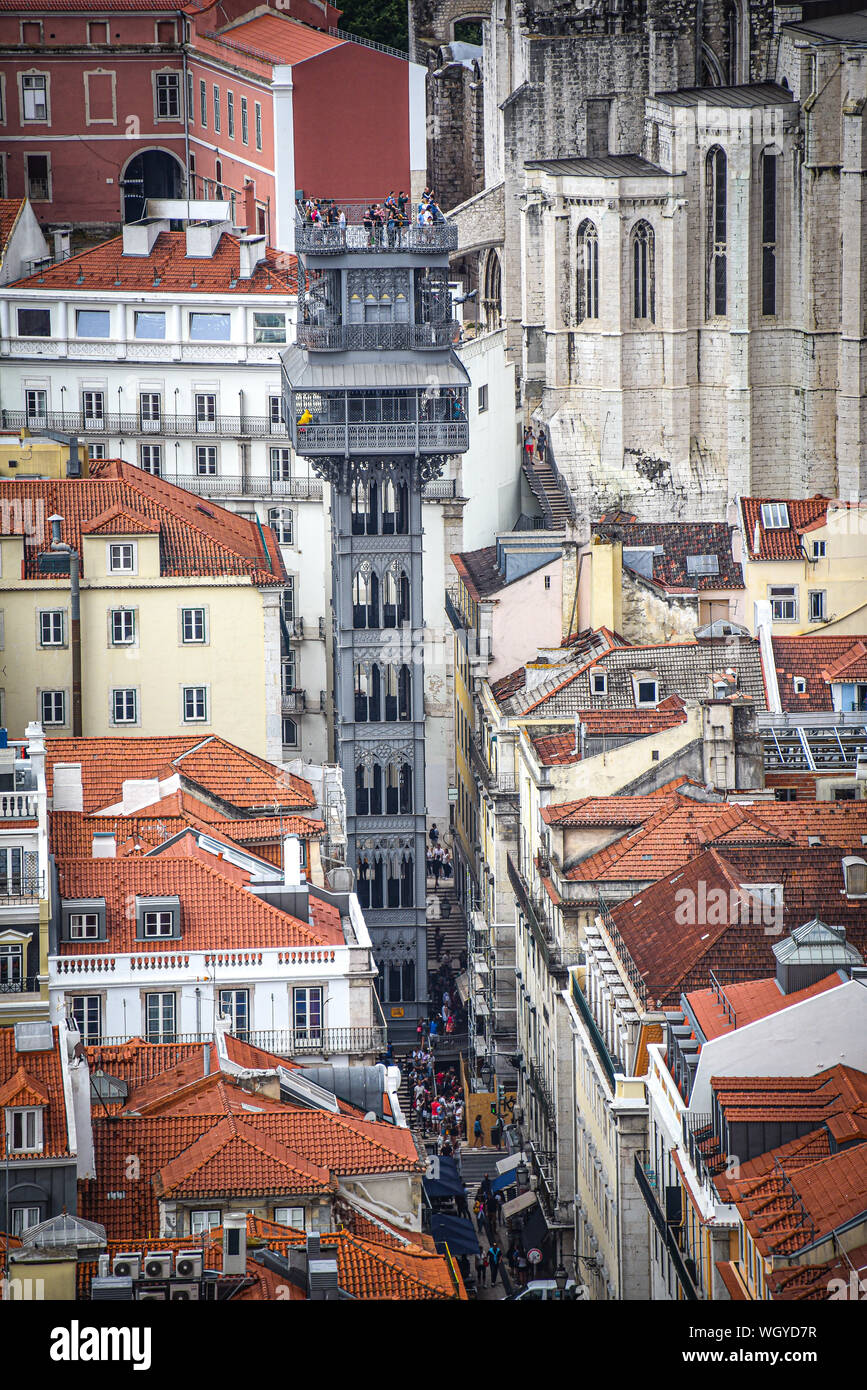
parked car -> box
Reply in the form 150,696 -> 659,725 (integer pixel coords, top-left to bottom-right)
507,1279 -> 586,1301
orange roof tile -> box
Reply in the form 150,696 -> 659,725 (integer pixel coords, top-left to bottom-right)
12,230 -> 297,295
5,468 -> 286,584
212,13 -> 343,65
772,634 -> 867,710
685,971 -> 845,1041
0,1027 -> 71,1158
55,855 -> 340,952
0,198 -> 25,259
154,1114 -> 335,1199
729,1144 -> 867,1257
740,496 -> 832,560
0,1065 -> 51,1109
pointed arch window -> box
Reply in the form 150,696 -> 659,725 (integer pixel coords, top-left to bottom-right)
706,147 -> 727,318
355,761 -> 382,817
351,478 -> 378,535
631,221 -> 655,322
385,759 -> 413,814
381,477 -> 408,535
761,151 -> 777,316
576,220 -> 599,324
352,567 -> 379,629
482,249 -> 502,331
382,567 -> 410,628
354,662 -> 381,722
384,663 -> 412,722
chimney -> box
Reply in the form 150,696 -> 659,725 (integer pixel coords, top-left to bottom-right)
238,234 -> 266,279
283,835 -> 304,887
52,227 -> 71,262
185,218 -> 232,259
92,832 -> 116,859
222,1213 -> 247,1274
243,180 -> 257,233
52,763 -> 83,812
121,218 -> 167,256
306,1232 -> 339,1300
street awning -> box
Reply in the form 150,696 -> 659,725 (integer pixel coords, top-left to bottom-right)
423,1156 -> 466,1200
502,1189 -> 538,1220
455,971 -> 470,1004
430,1212 -> 480,1258
520,1202 -> 549,1253
495,1152 -> 524,1176
491,1169 -> 517,1195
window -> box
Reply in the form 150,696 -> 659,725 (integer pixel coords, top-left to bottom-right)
139,443 -> 162,475
268,507 -> 293,545
82,390 -> 105,425
214,158 -> 223,200
762,152 -> 777,316
686,553 -> 720,576
135,311 -> 165,339
282,717 -> 298,747
761,502 -> 790,529
255,101 -> 262,149
269,395 -> 283,428
769,585 -> 797,622
590,670 -> 607,696
194,392 -> 217,430
227,90 -> 235,138
11,1206 -> 41,1237
112,688 -> 138,723
544,575 -> 552,590
635,679 -> 659,706
793,676 -> 807,694
213,84 -> 221,133
145,992 -> 176,1042
156,19 -> 175,42
478,384 -> 488,412
190,313 -> 230,341
706,146 -> 727,317
0,849 -> 23,895
70,995 -> 101,1044
812,540 -> 826,559
632,221 -> 654,321
22,74 -> 48,121
88,442 -> 106,460
186,71 -> 194,122
294,986 -> 322,1039
25,388 -> 47,420
139,391 -> 161,426
190,1209 -> 221,1234
6,1108 -> 42,1153
111,609 -> 136,645
576,220 -> 599,323
17,308 -> 51,337
143,909 -> 174,936
181,607 -> 206,643
25,153 -> 50,201
39,609 -> 64,646
88,21 -> 109,43
109,543 -> 135,572
183,686 -> 208,721
843,858 -> 867,896
195,445 -> 217,475
76,309 -> 110,338
155,71 -> 180,120
270,447 -> 292,481
240,95 -> 248,144
274,1206 -> 304,1230
218,988 -> 248,1037
253,312 -> 286,344
68,912 -> 99,939
41,690 -> 65,725
808,590 -> 826,622
0,942 -> 22,984
774,787 -> 797,802
199,78 -> 207,126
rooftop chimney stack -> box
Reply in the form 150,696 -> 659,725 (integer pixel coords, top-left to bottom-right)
238,234 -> 266,279
222,1213 -> 247,1275
92,832 -> 116,859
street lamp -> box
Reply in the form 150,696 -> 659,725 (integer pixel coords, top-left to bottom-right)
554,1264 -> 568,1295
515,1157 -> 528,1193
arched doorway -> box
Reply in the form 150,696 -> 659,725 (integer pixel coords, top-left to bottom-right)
121,148 -> 184,222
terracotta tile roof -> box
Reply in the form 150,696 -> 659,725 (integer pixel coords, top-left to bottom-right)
203,13 -> 343,66
452,546 -> 505,600
591,519 -> 744,591
490,666 -> 526,703
0,1026 -> 71,1158
5,469 -> 286,584
739,496 -> 833,560
154,1114 -> 335,1199
45,734 -> 315,813
11,230 -> 297,295
55,855 -> 340,953
541,791 -> 692,828
530,708 -> 688,764
0,198 -> 25,260
764,1241 -> 867,1301
710,1067 -> 867,1136
772,635 -> 867,710
728,1144 -> 867,1256
685,970 -> 846,1041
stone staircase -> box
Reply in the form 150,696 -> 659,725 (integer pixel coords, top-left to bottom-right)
426,878 -> 466,974
521,455 -> 573,530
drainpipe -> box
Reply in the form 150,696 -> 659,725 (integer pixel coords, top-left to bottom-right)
182,27 -> 192,211
48,514 -> 82,736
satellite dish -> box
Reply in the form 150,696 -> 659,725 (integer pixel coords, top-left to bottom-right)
327,866 -> 354,892
363,1111 -> 378,1123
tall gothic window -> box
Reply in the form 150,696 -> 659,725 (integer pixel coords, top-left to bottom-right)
355,762 -> 383,816
631,221 -> 655,322
351,478 -> 378,535
706,147 -> 727,318
381,477 -> 408,535
385,759 -> 413,814
352,568 -> 379,629
576,220 -> 599,323
482,249 -> 502,331
384,664 -> 412,722
355,663 -> 381,721
382,567 -> 410,628
762,151 -> 777,316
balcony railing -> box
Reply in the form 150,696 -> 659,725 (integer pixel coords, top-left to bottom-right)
91,1026 -> 387,1056
295,207 -> 457,255
160,474 -> 323,500
570,974 -> 619,1092
597,893 -> 649,1011
0,875 -> 44,902
293,421 -> 469,454
297,321 -> 458,352
0,791 -> 39,819
282,688 -> 307,713
445,586 -> 470,632
1,409 -> 290,440
422,478 -> 458,500
527,1058 -> 557,1134
634,1152 -> 699,1300
0,975 -> 41,994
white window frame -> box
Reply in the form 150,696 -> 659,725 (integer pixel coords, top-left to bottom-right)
253,314 -> 286,345
11,1205 -> 42,1237
240,95 -> 248,144
139,442 -> 162,475
154,68 -> 181,122
793,676 -> 807,694
273,1205 -> 305,1231
213,84 -> 221,133
270,446 -> 292,481
108,542 -> 136,574
180,606 -> 207,644
634,677 -> 659,708
40,689 -> 66,726
25,387 -> 47,420
139,392 -> 162,422
38,609 -> 65,647
812,540 -> 826,559
760,502 -> 790,529
227,90 -> 235,138
199,78 -> 207,127
195,445 -> 218,475
268,507 -> 293,545
87,21 -> 109,45
590,669 -> 607,696
769,585 -> 798,622
255,101 -> 262,150
194,391 -> 217,429
190,1208 -> 221,1234
21,19 -> 44,44
20,71 -> 49,123
808,590 -> 826,622
111,688 -> 138,725
88,442 -> 106,460
68,913 -> 100,940
293,985 -> 323,1039
76,308 -> 111,339
24,151 -> 51,202
82,389 -> 105,427
6,1106 -> 43,1154
83,68 -> 117,126
144,990 -> 176,1042
143,909 -> 174,937
70,993 -> 102,1043
110,608 -> 136,646
182,685 -> 209,723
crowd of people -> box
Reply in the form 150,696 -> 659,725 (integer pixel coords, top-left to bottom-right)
300,186 -> 447,244
407,1040 -> 466,1155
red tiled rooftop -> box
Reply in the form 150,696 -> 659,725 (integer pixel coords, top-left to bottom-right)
12,230 -> 297,295
0,1026 -> 71,1158
685,971 -> 846,1041
591,519 -> 744,591
772,635 -> 867,711
737,496 -> 858,561
55,855 -> 340,953
154,1114 -> 335,1199
729,1144 -> 867,1256
204,13 -> 343,66
0,198 -> 25,257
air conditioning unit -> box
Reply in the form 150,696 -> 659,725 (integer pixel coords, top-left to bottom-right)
91,1276 -> 134,1301
112,1254 -> 141,1280
143,1251 -> 173,1280
170,1283 -> 200,1301
175,1251 -> 203,1279
137,1286 -> 167,1301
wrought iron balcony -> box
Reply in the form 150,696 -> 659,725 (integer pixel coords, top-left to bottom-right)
93,1026 -> 387,1056
569,974 -> 620,1093
295,204 -> 457,255
292,420 -> 469,454
161,474 -> 323,500
634,1152 -> 700,1300
2,408 -> 290,440
0,875 -> 44,902
281,688 -> 307,713
445,586 -> 471,631
0,975 -> 41,994
297,321 -> 458,352
527,1059 -> 557,1134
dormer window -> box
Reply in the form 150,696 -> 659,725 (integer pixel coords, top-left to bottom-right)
843,857 -> 867,898
6,1107 -> 42,1154
62,897 -> 106,942
633,677 -> 659,708
69,913 -> 99,940
135,896 -> 181,941
108,543 -> 136,574
761,502 -> 789,529
793,676 -> 807,695
590,669 -> 607,696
